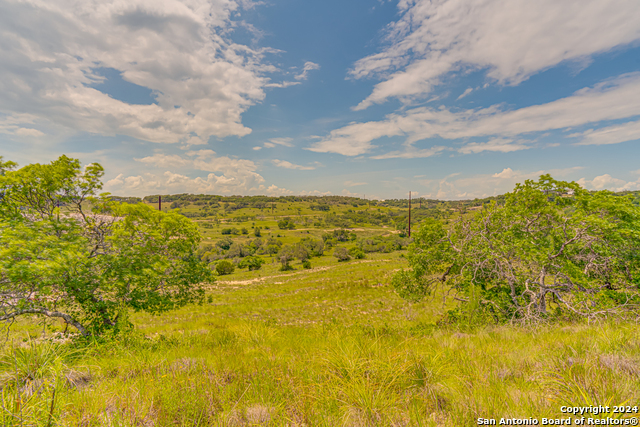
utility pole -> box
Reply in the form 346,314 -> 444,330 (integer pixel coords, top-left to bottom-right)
159,195 -> 162,211
408,191 -> 411,238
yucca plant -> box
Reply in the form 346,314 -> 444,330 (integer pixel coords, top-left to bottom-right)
0,340 -> 72,426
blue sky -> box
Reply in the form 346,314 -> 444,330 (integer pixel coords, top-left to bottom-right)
1,0 -> 640,199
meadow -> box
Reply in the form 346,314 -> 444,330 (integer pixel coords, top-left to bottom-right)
2,197 -> 639,426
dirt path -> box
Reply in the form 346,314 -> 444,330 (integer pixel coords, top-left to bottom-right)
213,259 -> 393,287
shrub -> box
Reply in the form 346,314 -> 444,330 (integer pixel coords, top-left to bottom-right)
277,219 -> 296,230
349,248 -> 366,259
238,256 -> 265,271
216,237 -> 234,250
333,247 -> 351,262
215,260 -> 235,275
277,246 -> 296,271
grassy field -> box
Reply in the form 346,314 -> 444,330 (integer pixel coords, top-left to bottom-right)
2,199 -> 640,426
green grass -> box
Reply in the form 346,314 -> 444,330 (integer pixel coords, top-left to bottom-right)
3,209 -> 640,426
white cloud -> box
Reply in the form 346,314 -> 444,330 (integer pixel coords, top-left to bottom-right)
268,137 -> 294,147
344,181 -> 367,187
265,81 -> 301,88
311,73 -> 640,157
261,137 -> 294,149
351,0 -> 640,109
577,174 -> 640,191
0,0 -> 274,144
341,189 -> 361,197
134,153 -> 189,169
295,61 -> 320,81
371,145 -> 447,159
492,168 -> 515,179
259,184 -> 294,196
272,159 -> 315,170
419,167 -> 584,200
124,150 -> 266,195
458,138 -> 530,154
308,120 -> 404,156
573,120 -> 640,145
14,128 -> 45,137
456,88 -> 473,100
104,167 -> 273,196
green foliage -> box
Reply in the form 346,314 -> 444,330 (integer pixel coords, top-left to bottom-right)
238,256 -> 265,271
215,260 -> 235,275
310,203 -> 331,211
357,235 -> 407,253
0,156 -> 213,336
277,245 -> 296,271
215,236 -> 233,250
333,247 -> 351,262
349,247 -> 366,260
0,340 -> 72,425
277,219 -> 296,230
302,259 -> 312,269
298,237 -> 324,257
394,175 -> 640,323
221,227 -> 239,235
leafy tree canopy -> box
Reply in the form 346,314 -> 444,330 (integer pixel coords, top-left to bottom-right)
393,175 -> 640,323
0,156 -> 212,336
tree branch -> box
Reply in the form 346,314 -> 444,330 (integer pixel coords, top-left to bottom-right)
0,308 -> 88,336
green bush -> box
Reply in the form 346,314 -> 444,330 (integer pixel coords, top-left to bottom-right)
277,219 -> 296,230
348,247 -> 366,259
215,260 -> 235,275
238,256 -> 264,271
333,247 -> 351,262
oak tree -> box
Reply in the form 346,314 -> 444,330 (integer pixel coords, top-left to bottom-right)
0,156 -> 212,335
393,175 -> 640,322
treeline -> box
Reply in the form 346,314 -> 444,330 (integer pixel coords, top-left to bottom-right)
378,194 -> 507,209
142,194 -> 373,207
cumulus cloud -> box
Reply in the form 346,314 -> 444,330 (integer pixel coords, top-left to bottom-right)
310,73 -> 640,156
109,149 -> 271,195
419,167 -> 584,200
351,0 -> 640,109
341,189 -> 362,197
492,168 -> 516,179
0,0 -> 275,144
272,159 -> 316,170
577,174 -> 640,191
